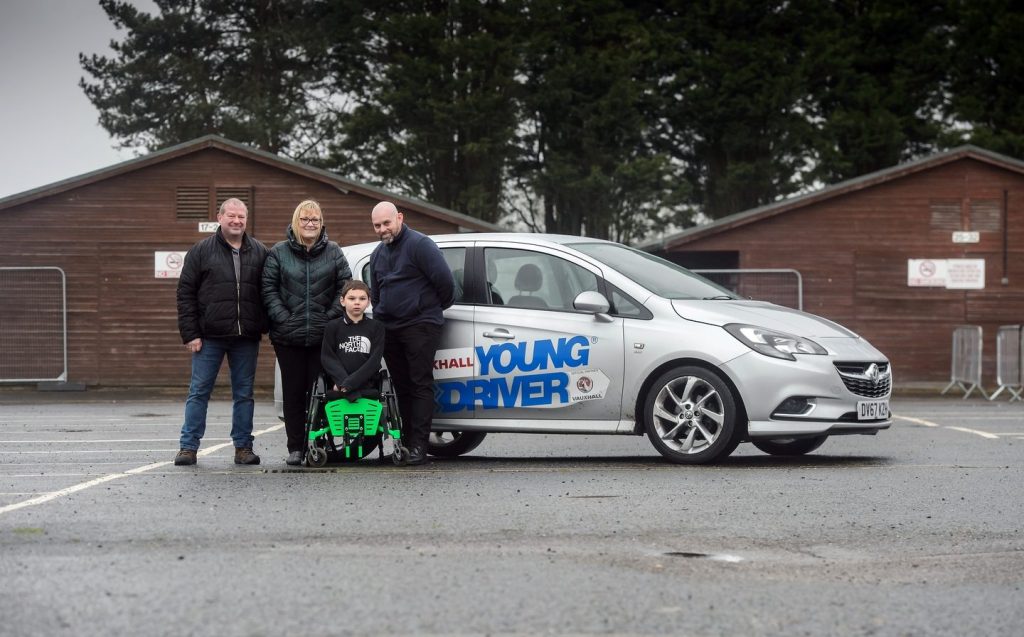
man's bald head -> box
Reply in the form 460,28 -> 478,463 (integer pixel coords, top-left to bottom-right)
371,201 -> 404,244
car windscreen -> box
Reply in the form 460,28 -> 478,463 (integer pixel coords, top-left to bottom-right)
568,242 -> 738,300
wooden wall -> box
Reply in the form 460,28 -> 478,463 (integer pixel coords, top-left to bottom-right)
668,158 -> 1024,384
0,148 -> 465,388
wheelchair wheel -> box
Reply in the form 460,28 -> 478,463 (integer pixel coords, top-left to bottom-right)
307,446 -> 328,468
392,444 -> 408,466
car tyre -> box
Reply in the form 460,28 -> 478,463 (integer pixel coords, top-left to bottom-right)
643,366 -> 740,465
426,431 -> 487,458
752,435 -> 828,456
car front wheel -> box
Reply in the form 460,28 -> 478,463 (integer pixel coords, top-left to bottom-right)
752,435 -> 828,456
426,431 -> 487,457
643,366 -> 739,464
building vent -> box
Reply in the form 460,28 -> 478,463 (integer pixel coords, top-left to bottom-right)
176,186 -> 210,220
929,200 -> 962,230
969,199 -> 1001,232
215,187 -> 253,215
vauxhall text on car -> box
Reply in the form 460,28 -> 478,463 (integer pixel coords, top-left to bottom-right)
280,233 -> 892,464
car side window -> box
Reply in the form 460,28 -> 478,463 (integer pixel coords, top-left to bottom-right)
484,248 -> 599,311
608,285 -> 651,319
441,247 -> 467,304
360,248 -> 466,304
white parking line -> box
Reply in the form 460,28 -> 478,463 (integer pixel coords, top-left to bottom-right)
945,426 -> 999,440
0,424 -> 283,517
0,438 -> 230,444
894,416 -> 940,427
2,450 -> 180,454
895,416 -> 999,439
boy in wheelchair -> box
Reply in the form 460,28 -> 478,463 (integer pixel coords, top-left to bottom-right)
304,280 -> 408,466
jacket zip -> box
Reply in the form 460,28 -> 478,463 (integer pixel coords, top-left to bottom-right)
304,256 -> 311,346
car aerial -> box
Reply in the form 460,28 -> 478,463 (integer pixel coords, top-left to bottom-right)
286,232 -> 892,465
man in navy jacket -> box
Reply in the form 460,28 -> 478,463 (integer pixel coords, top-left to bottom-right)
369,201 -> 455,465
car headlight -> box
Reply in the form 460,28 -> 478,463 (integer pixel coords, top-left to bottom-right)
724,324 -> 827,361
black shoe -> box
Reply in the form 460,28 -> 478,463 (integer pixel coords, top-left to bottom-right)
406,445 -> 428,466
286,451 -> 303,466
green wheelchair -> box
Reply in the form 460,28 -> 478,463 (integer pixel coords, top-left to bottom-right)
302,370 -> 408,467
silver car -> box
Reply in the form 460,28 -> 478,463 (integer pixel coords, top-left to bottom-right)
322,233 -> 892,464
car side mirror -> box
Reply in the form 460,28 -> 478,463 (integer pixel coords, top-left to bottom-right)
573,290 -> 611,315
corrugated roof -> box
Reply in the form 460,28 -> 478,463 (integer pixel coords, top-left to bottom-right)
0,134 -> 503,232
638,145 -> 1024,252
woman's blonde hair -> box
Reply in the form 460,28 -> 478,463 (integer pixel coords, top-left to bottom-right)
291,199 -> 323,241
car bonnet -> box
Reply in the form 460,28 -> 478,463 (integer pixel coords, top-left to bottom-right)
670,299 -> 859,339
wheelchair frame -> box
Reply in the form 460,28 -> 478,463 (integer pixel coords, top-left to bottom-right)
302,370 -> 408,467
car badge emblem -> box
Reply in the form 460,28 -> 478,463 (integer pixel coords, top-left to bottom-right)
865,363 -> 879,383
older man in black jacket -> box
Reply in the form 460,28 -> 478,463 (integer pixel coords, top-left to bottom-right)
174,198 -> 268,466
369,201 -> 455,465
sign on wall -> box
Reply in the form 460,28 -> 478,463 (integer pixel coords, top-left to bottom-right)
155,251 -> 186,278
907,259 -> 985,289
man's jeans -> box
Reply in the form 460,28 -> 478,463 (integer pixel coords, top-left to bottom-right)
179,338 -> 260,451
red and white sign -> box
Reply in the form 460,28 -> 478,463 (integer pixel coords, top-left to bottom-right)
907,259 -> 985,289
155,251 -> 186,278
907,259 -> 946,287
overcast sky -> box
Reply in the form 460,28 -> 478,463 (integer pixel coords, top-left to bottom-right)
0,1 -> 157,199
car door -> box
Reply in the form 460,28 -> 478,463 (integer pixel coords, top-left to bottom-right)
438,242 -> 624,431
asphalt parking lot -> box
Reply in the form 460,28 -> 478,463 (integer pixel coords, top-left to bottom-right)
1,391 -> 1022,636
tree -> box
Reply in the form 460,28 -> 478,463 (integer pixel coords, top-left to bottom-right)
649,0 -> 818,221
803,0 -> 949,183
945,1 -> 1024,157
325,1 -> 521,224
511,0 -> 683,241
80,0 -> 336,157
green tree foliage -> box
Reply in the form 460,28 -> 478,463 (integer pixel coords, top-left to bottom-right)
803,0 -> 949,183
80,0 -> 333,156
649,0 -> 817,221
81,0 -> 1024,237
511,0 -> 683,242
325,1 -> 520,224
945,0 -> 1024,157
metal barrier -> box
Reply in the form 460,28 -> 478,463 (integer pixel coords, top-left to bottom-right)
0,267 -> 68,382
941,325 -> 987,399
990,325 -> 1022,401
692,269 -> 803,310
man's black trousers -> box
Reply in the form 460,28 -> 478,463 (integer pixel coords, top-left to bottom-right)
383,322 -> 442,449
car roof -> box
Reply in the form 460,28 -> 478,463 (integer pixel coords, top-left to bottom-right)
346,233 -> 618,253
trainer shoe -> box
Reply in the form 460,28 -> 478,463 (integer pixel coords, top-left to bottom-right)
286,450 -> 303,466
174,449 -> 197,466
234,447 -> 261,465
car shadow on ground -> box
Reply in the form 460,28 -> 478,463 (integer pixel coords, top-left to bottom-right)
287,453 -> 892,471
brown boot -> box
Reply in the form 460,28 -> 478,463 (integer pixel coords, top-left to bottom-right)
174,449 -> 197,466
234,447 -> 260,465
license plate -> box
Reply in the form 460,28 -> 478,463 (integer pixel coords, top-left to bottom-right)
857,399 -> 889,420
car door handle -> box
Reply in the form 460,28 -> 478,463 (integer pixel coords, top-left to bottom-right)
483,328 -> 516,340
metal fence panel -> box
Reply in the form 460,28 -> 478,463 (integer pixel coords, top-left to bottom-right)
0,267 -> 67,382
692,269 -> 803,310
990,325 -> 1022,401
941,325 -> 987,399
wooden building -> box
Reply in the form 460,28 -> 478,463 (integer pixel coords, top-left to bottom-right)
641,146 -> 1024,386
0,135 -> 499,387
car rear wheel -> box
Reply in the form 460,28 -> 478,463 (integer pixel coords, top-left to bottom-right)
643,366 -> 739,464
752,435 -> 828,456
426,431 -> 487,457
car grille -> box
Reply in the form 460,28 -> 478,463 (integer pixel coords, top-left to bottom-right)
834,362 -> 891,398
